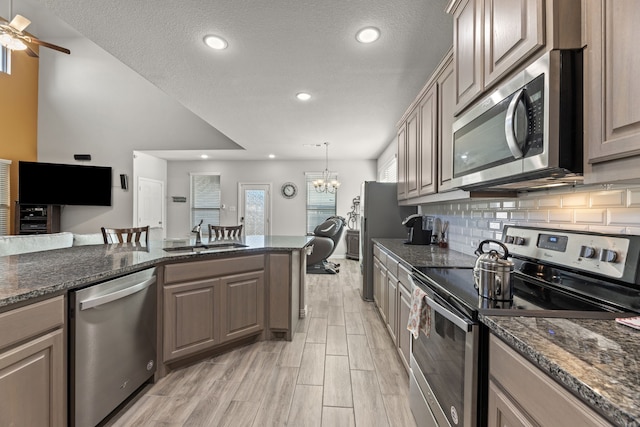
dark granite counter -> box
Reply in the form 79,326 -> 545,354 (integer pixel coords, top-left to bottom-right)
372,238 -> 477,268
0,235 -> 312,310
482,315 -> 640,427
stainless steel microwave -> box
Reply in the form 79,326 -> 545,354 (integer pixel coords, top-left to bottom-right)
451,50 -> 583,191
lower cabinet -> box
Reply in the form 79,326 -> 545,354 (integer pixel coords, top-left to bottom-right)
397,264 -> 413,373
163,255 -> 265,363
372,244 -> 412,375
386,270 -> 398,343
0,296 -> 65,427
163,278 -> 221,361
488,334 -> 611,427
219,271 -> 264,343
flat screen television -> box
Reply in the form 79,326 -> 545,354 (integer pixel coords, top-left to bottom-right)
19,161 -> 112,206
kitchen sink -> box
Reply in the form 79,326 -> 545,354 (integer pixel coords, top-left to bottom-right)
163,242 -> 248,252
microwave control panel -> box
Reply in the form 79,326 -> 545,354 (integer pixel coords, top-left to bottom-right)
503,226 -> 633,280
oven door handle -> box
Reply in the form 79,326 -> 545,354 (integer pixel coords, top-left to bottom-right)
505,88 -> 525,159
424,294 -> 474,332
408,274 -> 473,332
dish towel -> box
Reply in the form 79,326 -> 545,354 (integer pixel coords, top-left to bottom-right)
407,287 -> 431,338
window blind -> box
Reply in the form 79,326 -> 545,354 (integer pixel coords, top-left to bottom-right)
379,156 -> 398,182
305,172 -> 337,234
190,173 -> 221,228
0,159 -> 12,236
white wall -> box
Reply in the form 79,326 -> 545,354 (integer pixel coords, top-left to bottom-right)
35,35 -> 240,234
166,159 -> 376,255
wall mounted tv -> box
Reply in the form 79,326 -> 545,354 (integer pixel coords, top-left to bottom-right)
19,161 -> 112,206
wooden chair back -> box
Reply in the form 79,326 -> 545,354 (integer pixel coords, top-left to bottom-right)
225,225 -> 243,238
208,224 -> 243,239
101,226 -> 150,245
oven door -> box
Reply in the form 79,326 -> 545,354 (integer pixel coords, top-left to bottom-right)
410,279 -> 478,427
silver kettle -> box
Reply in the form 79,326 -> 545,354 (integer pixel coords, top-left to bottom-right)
473,240 -> 514,300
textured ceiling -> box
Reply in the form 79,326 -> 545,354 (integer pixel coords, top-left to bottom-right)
14,0 -> 453,160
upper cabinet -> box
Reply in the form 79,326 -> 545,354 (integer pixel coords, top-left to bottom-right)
448,0 -> 581,115
397,50 -> 455,203
583,0 -> 640,184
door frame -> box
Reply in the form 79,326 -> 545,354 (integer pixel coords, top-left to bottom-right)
238,183 -> 272,236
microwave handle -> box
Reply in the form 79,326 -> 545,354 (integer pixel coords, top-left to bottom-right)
505,88 -> 525,159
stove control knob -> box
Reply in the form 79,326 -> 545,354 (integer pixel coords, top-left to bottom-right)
579,245 -> 596,259
514,237 -> 526,246
505,235 -> 514,244
600,249 -> 618,263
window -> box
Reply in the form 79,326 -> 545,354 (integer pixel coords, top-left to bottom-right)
190,173 -> 221,229
0,159 -> 11,235
379,155 -> 397,182
0,46 -> 9,74
305,173 -> 337,233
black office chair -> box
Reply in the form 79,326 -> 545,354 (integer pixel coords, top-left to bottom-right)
306,216 -> 347,274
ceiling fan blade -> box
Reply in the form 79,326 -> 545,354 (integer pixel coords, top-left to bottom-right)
25,45 -> 39,57
26,37 -> 70,54
9,14 -> 31,32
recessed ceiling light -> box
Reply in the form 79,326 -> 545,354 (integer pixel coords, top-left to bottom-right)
268,154 -> 276,159
296,92 -> 312,101
356,27 -> 381,43
200,154 -> 209,159
203,35 -> 228,50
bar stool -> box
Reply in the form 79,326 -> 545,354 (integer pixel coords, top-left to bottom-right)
101,226 -> 150,245
208,224 -> 243,239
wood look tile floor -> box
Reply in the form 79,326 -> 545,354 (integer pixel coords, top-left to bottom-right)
112,259 -> 417,427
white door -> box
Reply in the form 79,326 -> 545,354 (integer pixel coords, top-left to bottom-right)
137,177 -> 165,238
239,183 -> 271,236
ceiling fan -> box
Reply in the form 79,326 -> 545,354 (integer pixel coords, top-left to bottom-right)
0,14 -> 70,56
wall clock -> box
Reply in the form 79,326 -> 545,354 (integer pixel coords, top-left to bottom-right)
281,182 -> 298,199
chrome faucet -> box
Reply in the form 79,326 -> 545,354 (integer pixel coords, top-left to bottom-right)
192,219 -> 203,245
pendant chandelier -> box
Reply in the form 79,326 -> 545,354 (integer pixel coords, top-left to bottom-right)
312,142 -> 340,193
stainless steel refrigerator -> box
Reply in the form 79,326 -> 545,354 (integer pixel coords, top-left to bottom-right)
359,182 -> 416,301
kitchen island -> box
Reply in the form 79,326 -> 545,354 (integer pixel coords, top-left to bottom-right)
0,234 -> 311,426
0,235 -> 311,309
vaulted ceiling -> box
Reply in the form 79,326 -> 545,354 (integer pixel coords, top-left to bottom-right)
12,0 -> 452,161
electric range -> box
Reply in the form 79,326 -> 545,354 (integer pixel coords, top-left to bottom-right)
408,225 -> 640,427
413,226 -> 640,321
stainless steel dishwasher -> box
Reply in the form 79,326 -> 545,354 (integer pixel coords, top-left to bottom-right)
69,267 -> 157,427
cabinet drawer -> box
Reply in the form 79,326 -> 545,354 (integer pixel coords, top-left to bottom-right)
164,254 -> 265,284
373,244 -> 382,260
0,296 -> 64,350
398,264 -> 412,293
386,255 -> 399,278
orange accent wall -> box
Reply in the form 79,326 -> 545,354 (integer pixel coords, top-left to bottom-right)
0,46 -> 39,234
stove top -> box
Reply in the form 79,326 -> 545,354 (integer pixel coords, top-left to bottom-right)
411,226 -> 640,321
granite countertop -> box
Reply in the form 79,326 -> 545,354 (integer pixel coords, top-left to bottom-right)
0,235 -> 312,310
372,238 -> 477,268
483,315 -> 640,426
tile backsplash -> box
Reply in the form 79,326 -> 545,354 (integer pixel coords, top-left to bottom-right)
420,184 -> 640,257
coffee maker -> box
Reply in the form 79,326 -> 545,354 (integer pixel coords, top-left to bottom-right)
402,214 -> 433,245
